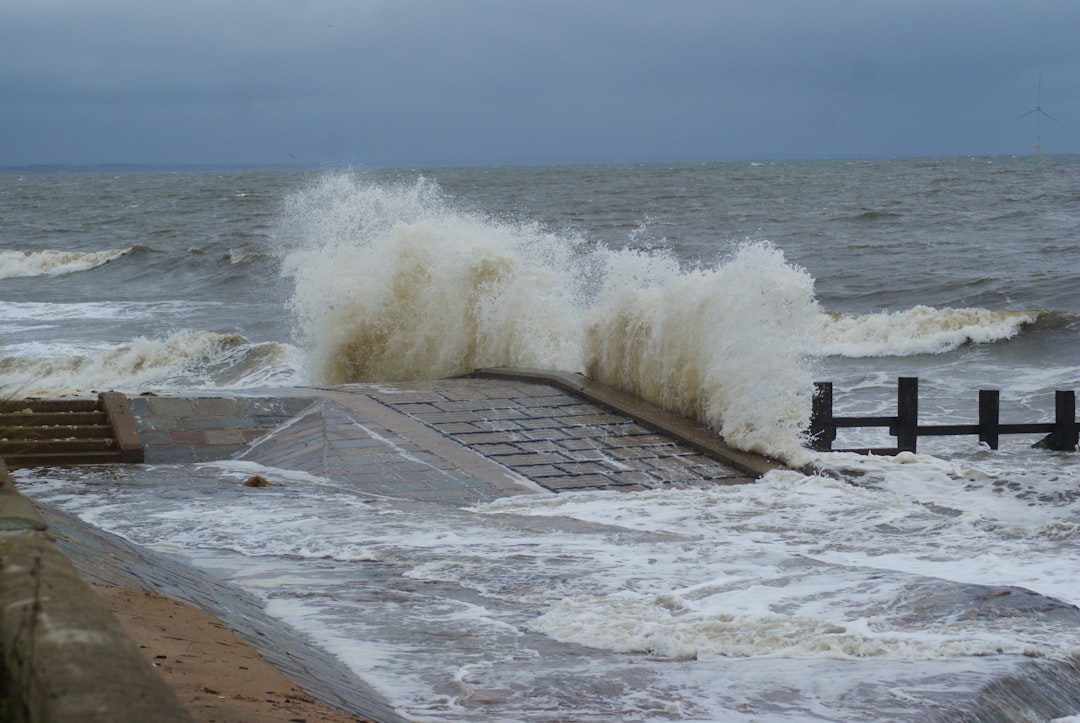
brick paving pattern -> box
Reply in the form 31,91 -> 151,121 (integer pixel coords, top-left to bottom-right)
128,379 -> 754,506
130,395 -> 315,463
369,379 -> 753,492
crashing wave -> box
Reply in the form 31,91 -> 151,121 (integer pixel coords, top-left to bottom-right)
280,173 -> 819,460
0,331 -> 302,397
0,247 -> 135,278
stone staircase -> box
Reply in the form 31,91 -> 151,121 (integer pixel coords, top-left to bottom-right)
0,392 -> 144,469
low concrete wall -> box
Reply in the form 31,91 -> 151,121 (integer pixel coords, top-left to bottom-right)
0,462 -> 190,722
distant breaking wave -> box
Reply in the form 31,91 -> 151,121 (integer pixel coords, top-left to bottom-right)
280,173 -> 820,461
817,306 -> 1038,357
0,331 -> 302,396
0,247 -> 135,278
0,300 -> 210,323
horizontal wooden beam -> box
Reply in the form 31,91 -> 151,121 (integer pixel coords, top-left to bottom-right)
810,379 -> 1077,454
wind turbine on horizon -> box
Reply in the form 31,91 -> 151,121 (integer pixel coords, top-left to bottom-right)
1013,75 -> 1064,154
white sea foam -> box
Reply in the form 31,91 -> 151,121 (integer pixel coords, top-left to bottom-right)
817,306 -> 1037,357
0,247 -> 133,278
226,248 -> 270,264
19,460 -> 1080,720
526,588 -> 1024,660
585,241 -> 819,459
281,174 -> 819,460
0,330 -> 302,396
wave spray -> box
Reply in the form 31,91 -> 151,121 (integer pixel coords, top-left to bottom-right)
280,174 -> 819,459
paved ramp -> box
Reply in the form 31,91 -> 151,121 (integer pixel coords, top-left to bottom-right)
211,376 -> 769,509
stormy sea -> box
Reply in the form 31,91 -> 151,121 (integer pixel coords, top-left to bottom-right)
3,156 -> 1079,720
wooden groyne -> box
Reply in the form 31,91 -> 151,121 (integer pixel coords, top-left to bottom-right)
809,377 -> 1078,454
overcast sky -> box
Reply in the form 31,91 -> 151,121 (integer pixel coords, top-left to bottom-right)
3,0 -> 1078,167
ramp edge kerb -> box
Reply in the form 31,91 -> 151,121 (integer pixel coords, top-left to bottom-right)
99,391 -> 145,463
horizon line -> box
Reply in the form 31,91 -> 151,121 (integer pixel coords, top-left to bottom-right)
3,151 -> 1077,174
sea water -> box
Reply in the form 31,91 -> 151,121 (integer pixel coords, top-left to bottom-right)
3,157 -> 1079,720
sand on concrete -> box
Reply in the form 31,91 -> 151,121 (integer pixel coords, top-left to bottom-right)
95,584 -> 373,723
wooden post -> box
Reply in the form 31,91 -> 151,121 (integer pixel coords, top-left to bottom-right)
978,389 -> 1000,450
810,382 -> 834,451
1053,390 -> 1078,451
895,377 -> 919,452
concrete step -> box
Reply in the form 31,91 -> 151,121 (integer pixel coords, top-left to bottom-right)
4,398 -> 99,414
0,411 -> 108,428
0,437 -> 117,455
0,392 -> 144,469
0,423 -> 113,441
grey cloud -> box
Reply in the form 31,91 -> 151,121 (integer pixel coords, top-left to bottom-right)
2,0 -> 1078,166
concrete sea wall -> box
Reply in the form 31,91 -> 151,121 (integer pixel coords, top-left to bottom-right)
0,461 -> 190,722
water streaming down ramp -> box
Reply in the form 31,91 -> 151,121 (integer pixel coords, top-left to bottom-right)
14,379 -> 1080,721
16,446 -> 1080,721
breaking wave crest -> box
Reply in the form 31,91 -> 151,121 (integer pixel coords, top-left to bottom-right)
280,173 -> 819,459
528,593 -> 1020,660
0,247 -> 135,278
0,331 -> 301,396
817,306 -> 1038,357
